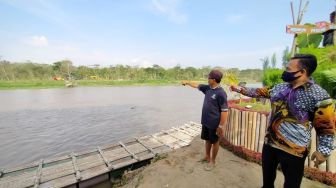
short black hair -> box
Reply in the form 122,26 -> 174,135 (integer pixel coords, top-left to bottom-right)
331,11 -> 335,16
291,54 -> 317,76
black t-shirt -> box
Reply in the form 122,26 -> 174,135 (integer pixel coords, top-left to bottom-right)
198,84 -> 228,129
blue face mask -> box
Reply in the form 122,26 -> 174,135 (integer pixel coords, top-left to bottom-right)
281,70 -> 302,82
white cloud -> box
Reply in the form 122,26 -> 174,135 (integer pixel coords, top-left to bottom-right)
226,14 -> 245,24
151,0 -> 188,24
24,36 -> 49,47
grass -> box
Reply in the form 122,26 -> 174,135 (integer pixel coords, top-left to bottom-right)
0,79 -> 184,90
236,101 -> 271,112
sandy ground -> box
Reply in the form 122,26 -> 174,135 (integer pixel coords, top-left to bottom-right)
120,136 -> 331,188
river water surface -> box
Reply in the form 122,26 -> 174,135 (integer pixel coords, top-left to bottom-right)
0,86 -> 206,168
0,84 -> 261,169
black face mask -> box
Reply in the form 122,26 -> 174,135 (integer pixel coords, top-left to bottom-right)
281,70 -> 302,82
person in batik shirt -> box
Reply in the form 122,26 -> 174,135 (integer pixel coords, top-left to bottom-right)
231,54 -> 335,188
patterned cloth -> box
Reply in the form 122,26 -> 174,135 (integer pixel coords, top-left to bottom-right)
235,81 -> 335,157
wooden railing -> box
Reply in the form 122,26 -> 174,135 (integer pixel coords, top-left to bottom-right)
223,107 -> 336,173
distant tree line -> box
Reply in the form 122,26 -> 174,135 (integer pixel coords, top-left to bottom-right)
0,60 -> 263,82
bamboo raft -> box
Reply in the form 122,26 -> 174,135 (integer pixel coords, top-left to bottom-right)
0,122 -> 201,188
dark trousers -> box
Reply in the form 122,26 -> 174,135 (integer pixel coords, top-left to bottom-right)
262,144 -> 306,188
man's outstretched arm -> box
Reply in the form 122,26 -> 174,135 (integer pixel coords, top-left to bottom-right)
181,80 -> 199,88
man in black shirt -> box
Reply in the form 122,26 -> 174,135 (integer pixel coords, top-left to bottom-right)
182,69 -> 228,170
322,11 -> 335,46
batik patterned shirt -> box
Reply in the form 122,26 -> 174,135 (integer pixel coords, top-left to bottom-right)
236,81 -> 335,157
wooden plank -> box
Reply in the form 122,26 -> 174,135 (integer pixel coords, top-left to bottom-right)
0,176 -> 35,188
79,164 -> 109,181
150,134 -> 174,149
135,138 -> 157,155
3,161 -> 39,174
172,127 -> 194,137
39,174 -> 76,188
33,159 -> 43,188
163,131 -> 190,144
124,143 -> 148,154
111,159 -> 138,170
97,147 -> 113,170
71,153 -> 82,182
40,160 -> 74,183
153,134 -> 183,149
177,126 -> 199,136
119,141 -> 139,161
137,136 -> 165,149
184,124 -> 200,132
103,148 -> 130,162
43,155 -> 72,165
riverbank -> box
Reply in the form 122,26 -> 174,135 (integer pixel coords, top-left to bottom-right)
119,136 -> 331,188
0,80 -> 183,89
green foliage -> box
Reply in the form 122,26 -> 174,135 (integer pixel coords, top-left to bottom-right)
297,33 -> 322,48
0,60 -> 264,89
297,24 -> 322,48
282,47 -> 291,68
262,69 -> 283,88
299,46 -> 336,98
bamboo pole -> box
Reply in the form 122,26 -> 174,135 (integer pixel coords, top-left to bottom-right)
247,112 -> 254,150
254,113 -> 261,152
237,110 -> 242,146
327,139 -> 336,172
251,112 -> 257,151
241,111 -> 246,147
258,114 -> 267,153
233,109 -> 239,146
244,111 -> 249,149
308,128 -> 317,167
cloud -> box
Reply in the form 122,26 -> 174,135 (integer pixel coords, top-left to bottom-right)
24,36 -> 49,47
151,0 -> 188,24
225,14 -> 245,24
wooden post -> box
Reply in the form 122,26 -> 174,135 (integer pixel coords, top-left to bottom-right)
33,159 -> 43,188
327,139 -> 336,172
228,108 -> 234,144
241,111 -> 246,147
233,109 -> 239,146
258,114 -> 267,153
308,129 -> 317,167
71,153 -> 82,181
244,111 -> 249,149
238,110 -> 243,146
254,113 -> 261,152
251,112 -> 257,151
248,112 -> 254,150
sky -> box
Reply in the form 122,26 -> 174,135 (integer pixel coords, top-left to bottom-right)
0,0 -> 335,69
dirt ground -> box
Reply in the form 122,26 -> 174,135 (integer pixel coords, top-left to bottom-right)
120,136 -> 331,188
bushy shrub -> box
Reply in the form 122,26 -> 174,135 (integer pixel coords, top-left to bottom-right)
262,69 -> 283,88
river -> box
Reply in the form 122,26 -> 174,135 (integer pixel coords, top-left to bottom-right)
0,84 -> 261,169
